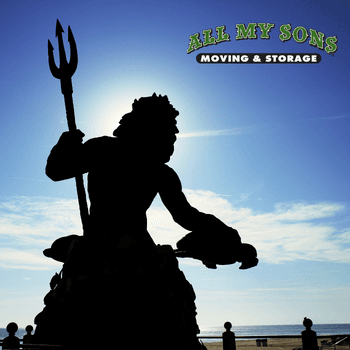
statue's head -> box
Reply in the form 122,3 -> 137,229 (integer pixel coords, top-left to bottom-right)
113,93 -> 179,163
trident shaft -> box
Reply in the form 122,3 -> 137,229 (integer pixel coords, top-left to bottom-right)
48,19 -> 89,235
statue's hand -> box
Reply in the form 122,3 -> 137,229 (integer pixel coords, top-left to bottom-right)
46,129 -> 86,181
202,261 -> 217,269
57,129 -> 85,146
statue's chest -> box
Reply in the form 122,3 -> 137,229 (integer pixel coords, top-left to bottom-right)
88,161 -> 159,207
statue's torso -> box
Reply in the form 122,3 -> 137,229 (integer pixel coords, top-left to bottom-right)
85,136 -> 163,246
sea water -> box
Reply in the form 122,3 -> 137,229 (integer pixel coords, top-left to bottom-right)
199,323 -> 350,338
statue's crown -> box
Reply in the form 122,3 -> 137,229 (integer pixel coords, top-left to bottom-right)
130,93 -> 179,118
113,93 -> 179,137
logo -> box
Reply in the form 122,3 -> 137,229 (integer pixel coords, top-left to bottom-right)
187,24 -> 338,64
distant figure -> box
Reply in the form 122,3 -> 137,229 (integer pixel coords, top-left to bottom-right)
2,322 -> 20,350
23,325 -> 34,344
223,322 -> 236,350
302,317 -> 319,350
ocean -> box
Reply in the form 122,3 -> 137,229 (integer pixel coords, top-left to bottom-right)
0,323 -> 349,341
198,323 -> 350,339
197,324 -> 350,343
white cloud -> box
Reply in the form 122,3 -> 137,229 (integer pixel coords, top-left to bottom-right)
147,192 -> 350,264
0,194 -> 349,270
178,126 -> 256,138
302,115 -> 350,122
0,196 -> 82,270
177,116 -> 350,139
0,196 -> 82,239
0,248 -> 60,270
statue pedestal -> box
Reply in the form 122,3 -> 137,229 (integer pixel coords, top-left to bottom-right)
34,239 -> 202,350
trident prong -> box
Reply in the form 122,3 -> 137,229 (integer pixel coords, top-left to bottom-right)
48,40 -> 60,79
67,26 -> 78,76
48,20 -> 89,235
48,19 -> 78,94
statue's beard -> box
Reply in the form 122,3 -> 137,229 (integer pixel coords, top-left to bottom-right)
159,143 -> 174,163
131,137 -> 176,163
151,142 -> 175,163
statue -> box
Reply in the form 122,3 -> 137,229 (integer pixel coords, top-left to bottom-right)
23,325 -> 34,344
2,322 -> 20,350
33,21 -> 258,350
33,93 -> 258,350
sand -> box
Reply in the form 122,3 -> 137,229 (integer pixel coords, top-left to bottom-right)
202,337 -> 340,350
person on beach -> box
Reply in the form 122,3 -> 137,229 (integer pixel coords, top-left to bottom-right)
35,93 -> 257,350
302,318 -> 319,350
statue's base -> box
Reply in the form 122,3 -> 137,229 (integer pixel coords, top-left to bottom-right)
34,240 -> 202,350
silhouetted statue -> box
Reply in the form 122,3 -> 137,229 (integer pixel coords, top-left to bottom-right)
302,317 -> 319,350
2,322 -> 20,350
176,229 -> 258,269
33,94 -> 258,350
23,325 -> 34,344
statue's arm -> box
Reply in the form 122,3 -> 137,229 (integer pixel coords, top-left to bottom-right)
159,166 -> 228,231
46,130 -> 90,181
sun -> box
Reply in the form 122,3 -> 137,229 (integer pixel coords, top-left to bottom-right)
76,89 -> 135,139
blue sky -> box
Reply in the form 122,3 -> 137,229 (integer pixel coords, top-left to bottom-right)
0,0 -> 349,332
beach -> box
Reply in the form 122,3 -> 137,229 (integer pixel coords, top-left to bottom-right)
1,335 -> 348,350
203,337 -> 341,350
1,324 -> 349,350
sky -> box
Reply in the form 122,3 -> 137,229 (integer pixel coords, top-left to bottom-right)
0,0 -> 349,333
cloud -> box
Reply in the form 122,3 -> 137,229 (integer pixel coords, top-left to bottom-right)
177,115 -> 350,140
178,126 -> 256,138
0,194 -> 349,270
0,196 -> 82,270
147,191 -> 350,264
0,196 -> 82,240
0,248 -> 60,270
302,114 -> 350,122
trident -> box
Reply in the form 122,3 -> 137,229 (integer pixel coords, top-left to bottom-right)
48,20 -> 89,235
